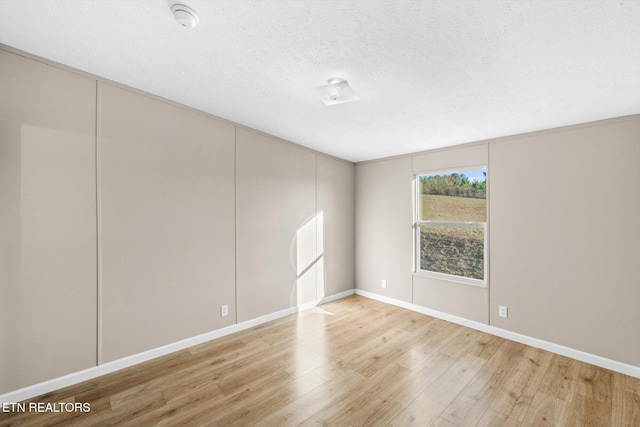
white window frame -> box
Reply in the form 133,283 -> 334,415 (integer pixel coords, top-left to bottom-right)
415,167 -> 487,287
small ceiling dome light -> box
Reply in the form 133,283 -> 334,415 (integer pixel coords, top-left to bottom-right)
171,4 -> 200,29
316,78 -> 360,106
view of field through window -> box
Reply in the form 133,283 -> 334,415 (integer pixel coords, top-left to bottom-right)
418,169 -> 486,281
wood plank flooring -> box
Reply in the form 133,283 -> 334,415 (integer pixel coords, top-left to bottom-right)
1,295 -> 638,426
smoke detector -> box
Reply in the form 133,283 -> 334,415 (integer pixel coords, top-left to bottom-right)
171,4 -> 199,29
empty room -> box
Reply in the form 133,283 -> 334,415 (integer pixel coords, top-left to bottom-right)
1,1 -> 639,426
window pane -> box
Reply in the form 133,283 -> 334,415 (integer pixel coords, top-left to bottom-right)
419,170 -> 486,222
420,225 -> 484,280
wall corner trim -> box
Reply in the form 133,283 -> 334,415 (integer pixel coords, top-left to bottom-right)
0,289 -> 355,404
355,289 -> 640,379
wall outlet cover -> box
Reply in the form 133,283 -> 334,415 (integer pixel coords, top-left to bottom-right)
499,305 -> 508,318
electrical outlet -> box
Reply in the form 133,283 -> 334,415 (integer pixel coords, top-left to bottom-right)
499,305 -> 508,318
220,305 -> 228,317
381,279 -> 387,289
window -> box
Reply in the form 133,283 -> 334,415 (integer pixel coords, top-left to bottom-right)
416,168 -> 487,285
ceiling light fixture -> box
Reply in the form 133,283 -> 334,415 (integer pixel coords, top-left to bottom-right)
171,4 -> 200,29
316,78 -> 360,106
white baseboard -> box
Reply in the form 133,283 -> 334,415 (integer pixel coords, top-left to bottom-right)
0,289 -> 356,404
355,289 -> 640,379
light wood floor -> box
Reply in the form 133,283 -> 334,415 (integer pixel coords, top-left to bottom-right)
1,295 -> 639,426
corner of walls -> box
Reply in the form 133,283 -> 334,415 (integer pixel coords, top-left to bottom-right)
355,143 -> 490,322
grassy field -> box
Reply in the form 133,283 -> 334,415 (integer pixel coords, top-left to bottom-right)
420,194 -> 485,280
420,226 -> 484,280
420,194 -> 486,222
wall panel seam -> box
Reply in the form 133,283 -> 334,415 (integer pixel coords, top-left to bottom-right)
96,80 -> 103,366
234,125 -> 238,325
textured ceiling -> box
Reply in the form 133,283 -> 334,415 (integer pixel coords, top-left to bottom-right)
1,0 -> 639,162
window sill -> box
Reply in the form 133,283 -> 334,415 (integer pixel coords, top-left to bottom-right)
413,270 -> 487,288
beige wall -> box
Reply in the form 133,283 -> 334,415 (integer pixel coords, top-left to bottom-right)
0,47 -> 356,394
355,157 -> 414,302
99,84 -> 237,362
490,117 -> 640,366
0,50 -> 98,392
236,128 -> 317,321
236,132 -> 355,322
355,116 -> 640,367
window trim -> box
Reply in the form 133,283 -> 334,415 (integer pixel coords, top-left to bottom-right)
414,168 -> 488,287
